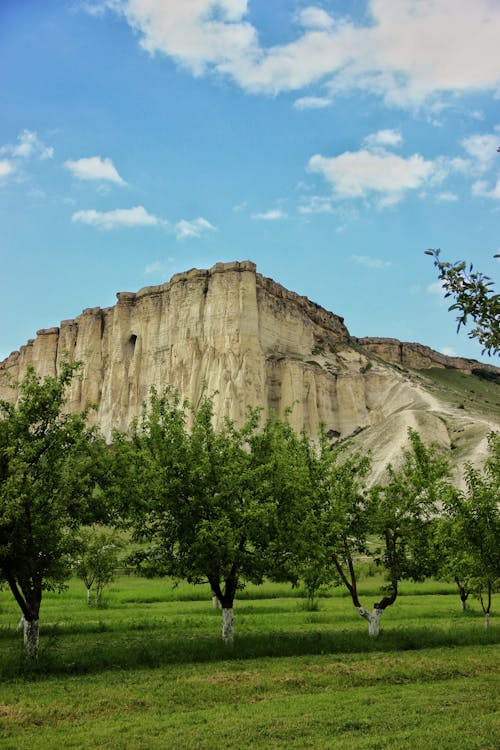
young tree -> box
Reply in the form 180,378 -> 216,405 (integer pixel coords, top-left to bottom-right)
0,364 -> 106,657
440,433 -> 500,627
73,526 -> 122,606
319,429 -> 450,636
425,249 -> 499,356
114,390 -> 311,643
433,517 -> 472,611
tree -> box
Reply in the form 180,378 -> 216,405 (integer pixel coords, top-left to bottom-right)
425,249 -> 499,356
285,428 -> 370,612
319,429 -> 450,636
440,433 -> 500,626
73,526 -> 122,606
433,517 -> 472,611
0,363 -> 106,657
113,390 -> 308,643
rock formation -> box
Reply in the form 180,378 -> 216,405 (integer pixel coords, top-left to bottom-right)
1,260 -> 498,483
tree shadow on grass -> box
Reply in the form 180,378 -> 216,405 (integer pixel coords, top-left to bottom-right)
1,622 -> 498,681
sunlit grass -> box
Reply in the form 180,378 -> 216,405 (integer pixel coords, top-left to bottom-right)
0,576 -> 498,748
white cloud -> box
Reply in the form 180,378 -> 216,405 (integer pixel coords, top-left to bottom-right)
298,195 -> 334,214
351,255 -> 392,269
0,160 -> 14,179
64,156 -> 126,185
251,208 -> 287,220
174,217 -> 217,239
72,205 -> 164,229
461,133 -> 499,173
106,0 -> 500,108
308,148 -> 436,204
293,96 -> 332,110
363,129 -> 402,149
0,130 -> 54,166
296,7 -> 334,31
0,129 -> 54,160
472,179 -> 500,200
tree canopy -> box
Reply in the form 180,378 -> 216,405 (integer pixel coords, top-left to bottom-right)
425,248 -> 499,356
0,363 -> 107,656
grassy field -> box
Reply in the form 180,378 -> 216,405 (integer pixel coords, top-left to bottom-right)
0,576 -> 499,749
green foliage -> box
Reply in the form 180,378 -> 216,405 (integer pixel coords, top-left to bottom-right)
425,248 -> 499,356
372,429 -> 452,589
319,429 -> 452,631
438,433 -> 500,617
111,391 -> 312,631
0,363 -> 108,653
73,527 -> 123,606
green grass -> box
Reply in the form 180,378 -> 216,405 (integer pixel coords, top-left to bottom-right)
415,367 -> 500,420
0,576 -> 498,748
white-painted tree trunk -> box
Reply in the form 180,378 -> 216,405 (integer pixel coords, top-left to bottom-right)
484,613 -> 490,629
356,606 -> 383,637
24,620 -> 40,659
461,599 -> 466,612
87,588 -> 92,606
221,608 -> 234,643
212,593 -> 219,610
17,615 -> 26,633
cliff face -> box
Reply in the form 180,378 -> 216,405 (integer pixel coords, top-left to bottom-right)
1,260 -> 498,483
354,336 -> 497,374
1,261 -> 351,437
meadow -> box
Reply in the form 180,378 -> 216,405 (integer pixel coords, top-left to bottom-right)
0,575 -> 498,749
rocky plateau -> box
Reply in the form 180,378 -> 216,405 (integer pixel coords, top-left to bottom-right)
1,260 -> 498,484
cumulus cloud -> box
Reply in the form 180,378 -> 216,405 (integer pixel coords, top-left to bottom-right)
296,7 -> 334,31
101,0 -> 500,108
174,217 -> 217,239
308,149 -> 436,204
251,208 -> 287,220
72,205 -> 164,229
363,129 -> 402,149
293,96 -> 332,110
461,133 -> 499,173
0,129 -> 54,160
351,255 -> 392,269
472,179 -> 500,200
64,156 -> 126,185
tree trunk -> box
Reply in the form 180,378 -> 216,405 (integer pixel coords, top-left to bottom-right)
87,587 -> 92,606
356,606 -> 383,637
221,608 -> 234,643
455,578 -> 468,611
24,619 -> 40,659
484,612 -> 490,629
211,591 -> 219,610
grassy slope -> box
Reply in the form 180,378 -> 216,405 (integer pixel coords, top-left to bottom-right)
0,577 -> 499,749
414,367 -> 500,421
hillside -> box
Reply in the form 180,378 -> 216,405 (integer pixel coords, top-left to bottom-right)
1,260 -> 498,483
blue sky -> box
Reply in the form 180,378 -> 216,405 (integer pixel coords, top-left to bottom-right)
1,0 -> 499,364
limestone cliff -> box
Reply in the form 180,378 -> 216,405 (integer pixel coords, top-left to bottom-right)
1,260 -> 498,483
